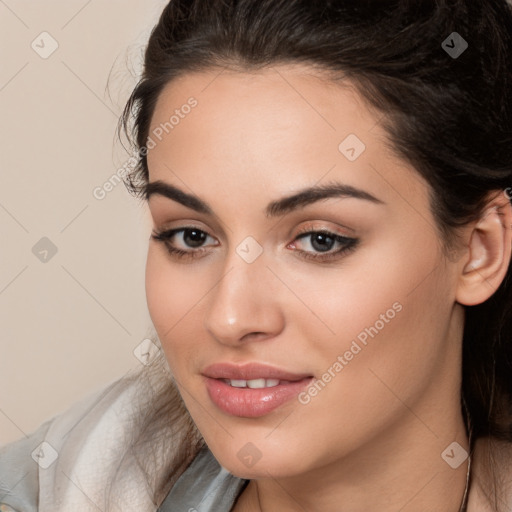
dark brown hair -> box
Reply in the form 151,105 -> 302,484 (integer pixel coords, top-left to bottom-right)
116,0 -> 512,508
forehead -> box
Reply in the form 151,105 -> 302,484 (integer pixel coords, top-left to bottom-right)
146,63 -> 429,212
148,64 -> 379,158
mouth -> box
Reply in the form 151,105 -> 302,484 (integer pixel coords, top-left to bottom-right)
201,362 -> 314,417
203,376 -> 314,418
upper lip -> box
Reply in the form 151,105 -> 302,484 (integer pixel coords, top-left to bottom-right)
202,362 -> 313,381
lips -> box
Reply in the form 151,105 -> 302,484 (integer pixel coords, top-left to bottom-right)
201,362 -> 314,417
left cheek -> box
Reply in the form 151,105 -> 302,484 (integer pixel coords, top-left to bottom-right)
298,276 -> 403,350
345,281 -> 448,391
307,273 -> 433,372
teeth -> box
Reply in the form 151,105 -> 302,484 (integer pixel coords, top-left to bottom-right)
247,378 -> 271,389
224,378 -> 281,388
230,379 -> 247,388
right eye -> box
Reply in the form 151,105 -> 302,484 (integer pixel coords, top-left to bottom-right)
151,227 -> 218,261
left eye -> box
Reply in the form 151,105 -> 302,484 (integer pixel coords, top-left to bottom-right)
289,230 -> 359,261
293,231 -> 345,252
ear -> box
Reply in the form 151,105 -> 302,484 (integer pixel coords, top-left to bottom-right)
456,191 -> 512,306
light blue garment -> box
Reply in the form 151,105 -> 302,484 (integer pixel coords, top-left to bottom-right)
157,446 -> 249,511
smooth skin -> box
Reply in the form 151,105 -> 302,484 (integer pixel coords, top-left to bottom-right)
144,63 -> 512,512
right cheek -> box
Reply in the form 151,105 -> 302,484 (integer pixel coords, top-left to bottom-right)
145,258 -> 172,333
145,261 -> 159,317
145,248 -> 170,303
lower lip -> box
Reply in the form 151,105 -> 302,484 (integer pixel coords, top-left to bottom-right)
204,376 -> 314,417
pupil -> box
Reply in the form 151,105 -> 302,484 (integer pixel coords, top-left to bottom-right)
184,229 -> 206,248
311,233 -> 334,252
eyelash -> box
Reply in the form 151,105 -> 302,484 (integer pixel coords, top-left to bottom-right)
150,226 -> 359,263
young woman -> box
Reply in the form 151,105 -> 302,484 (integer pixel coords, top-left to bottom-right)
1,1 -> 512,511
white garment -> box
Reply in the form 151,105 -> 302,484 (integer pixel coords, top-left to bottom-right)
0,377 -> 159,512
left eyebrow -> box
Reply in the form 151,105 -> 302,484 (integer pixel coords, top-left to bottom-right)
144,179 -> 384,218
265,181 -> 384,217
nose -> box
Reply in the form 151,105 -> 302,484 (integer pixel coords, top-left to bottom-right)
203,249 -> 285,346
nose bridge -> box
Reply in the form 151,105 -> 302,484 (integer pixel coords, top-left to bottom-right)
203,241 -> 284,344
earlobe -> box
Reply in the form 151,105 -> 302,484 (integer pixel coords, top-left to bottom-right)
456,195 -> 512,306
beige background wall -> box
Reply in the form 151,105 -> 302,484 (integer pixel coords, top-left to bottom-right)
0,0 -> 169,445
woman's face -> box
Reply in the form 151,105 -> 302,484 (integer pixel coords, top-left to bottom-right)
145,64 -> 464,478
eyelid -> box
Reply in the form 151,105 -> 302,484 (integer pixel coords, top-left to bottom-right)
291,220 -> 355,239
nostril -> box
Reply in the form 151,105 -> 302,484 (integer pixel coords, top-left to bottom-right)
240,331 -> 267,342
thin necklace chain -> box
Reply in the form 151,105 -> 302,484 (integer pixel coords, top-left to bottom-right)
255,399 -> 473,512
459,395 -> 473,512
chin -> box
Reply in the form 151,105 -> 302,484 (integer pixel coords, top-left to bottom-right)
206,439 -> 309,480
